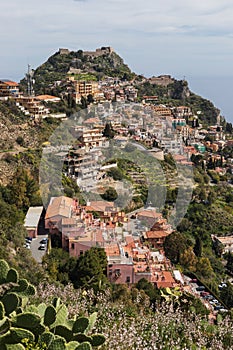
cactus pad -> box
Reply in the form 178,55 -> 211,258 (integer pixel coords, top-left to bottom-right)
72,317 -> 89,334
6,269 -> 19,284
91,334 -> 106,347
75,342 -> 92,350
8,327 -> 35,343
13,312 -> 41,329
73,334 -> 93,344
0,301 -> 5,319
0,260 -> 9,283
38,331 -> 55,347
47,336 -> 66,350
66,341 -> 80,350
52,325 -> 73,342
44,305 -> 56,327
2,293 -> 20,316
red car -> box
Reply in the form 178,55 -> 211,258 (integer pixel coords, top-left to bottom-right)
190,278 -> 197,283
200,291 -> 210,296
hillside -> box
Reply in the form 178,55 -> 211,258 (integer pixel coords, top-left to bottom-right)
18,47 -> 221,126
20,47 -> 136,95
0,100 -> 59,185
1,47 -> 233,348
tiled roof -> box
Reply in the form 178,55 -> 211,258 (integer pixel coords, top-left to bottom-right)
145,231 -> 169,239
36,95 -> 60,101
85,201 -> 114,213
61,218 -> 77,226
104,243 -> 120,256
137,209 -> 161,218
45,196 -> 73,220
0,80 -> 18,86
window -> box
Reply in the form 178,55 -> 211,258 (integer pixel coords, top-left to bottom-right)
115,269 -> 121,276
71,243 -> 75,249
80,250 -> 83,255
126,276 -> 130,283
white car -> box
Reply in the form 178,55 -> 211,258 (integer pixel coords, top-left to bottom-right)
23,243 -> 30,249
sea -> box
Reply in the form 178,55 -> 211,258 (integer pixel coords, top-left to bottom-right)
188,76 -> 233,124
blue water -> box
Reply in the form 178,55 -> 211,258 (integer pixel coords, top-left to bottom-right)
188,76 -> 233,124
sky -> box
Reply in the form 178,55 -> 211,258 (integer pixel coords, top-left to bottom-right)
1,0 -> 233,121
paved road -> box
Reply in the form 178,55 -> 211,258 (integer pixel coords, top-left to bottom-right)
29,234 -> 48,263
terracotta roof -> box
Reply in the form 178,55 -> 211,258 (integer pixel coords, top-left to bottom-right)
137,209 -> 162,218
61,218 -> 77,226
0,80 -> 18,86
83,117 -> 100,124
125,235 -> 135,245
85,201 -> 114,213
104,243 -> 120,256
36,95 -> 60,101
45,196 -> 74,220
153,271 -> 175,288
145,231 -> 169,239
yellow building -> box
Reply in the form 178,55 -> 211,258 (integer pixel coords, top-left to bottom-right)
72,81 -> 99,103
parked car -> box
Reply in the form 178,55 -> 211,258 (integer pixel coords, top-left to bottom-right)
38,244 -> 46,250
214,305 -> 223,311
196,286 -> 205,291
25,236 -> 32,242
40,238 -> 47,244
200,291 -> 210,297
23,243 -> 30,249
190,279 -> 198,283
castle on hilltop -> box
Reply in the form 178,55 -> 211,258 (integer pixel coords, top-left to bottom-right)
59,47 -> 114,57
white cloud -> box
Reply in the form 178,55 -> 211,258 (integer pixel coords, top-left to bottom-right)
1,0 -> 233,80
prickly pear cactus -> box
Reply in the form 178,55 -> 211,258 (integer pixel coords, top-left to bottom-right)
72,317 -> 89,334
0,260 -> 106,349
44,305 -> 56,327
76,342 -> 92,350
2,293 -> 20,316
6,269 -> 19,284
0,260 -> 9,284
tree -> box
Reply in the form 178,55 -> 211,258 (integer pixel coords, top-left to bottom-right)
16,135 -> 24,146
180,247 -> 197,271
81,95 -> 87,109
164,232 -> 189,264
220,282 -> 233,308
42,248 -> 77,284
107,167 -> 124,181
196,257 -> 214,279
103,123 -> 115,139
101,187 -> 118,201
136,278 -> 161,305
226,122 -> 233,134
70,247 -> 109,292
177,218 -> 191,233
87,94 -> 94,104
226,252 -> 233,272
193,236 -> 203,257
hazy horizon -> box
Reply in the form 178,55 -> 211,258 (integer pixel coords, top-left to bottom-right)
1,0 -> 233,123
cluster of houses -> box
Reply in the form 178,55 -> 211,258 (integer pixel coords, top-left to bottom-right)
25,195 -> 185,289
0,79 -> 62,119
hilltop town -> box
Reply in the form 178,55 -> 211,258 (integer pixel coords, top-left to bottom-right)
1,47 -> 233,323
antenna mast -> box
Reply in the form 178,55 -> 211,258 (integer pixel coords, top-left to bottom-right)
26,64 -> 35,96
